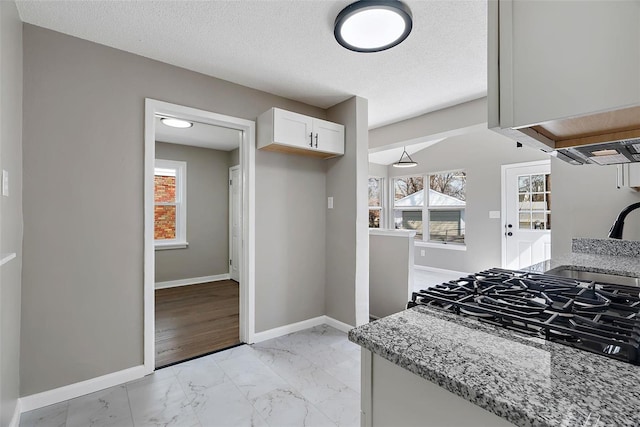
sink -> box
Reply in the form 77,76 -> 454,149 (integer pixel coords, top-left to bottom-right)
546,267 -> 640,287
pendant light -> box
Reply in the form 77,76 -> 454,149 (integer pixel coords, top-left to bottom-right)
392,147 -> 417,168
334,0 -> 413,53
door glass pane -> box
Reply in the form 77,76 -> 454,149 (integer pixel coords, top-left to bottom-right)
517,173 -> 551,230
531,175 -> 545,192
518,176 -> 530,193
532,211 -> 546,230
154,205 -> 176,239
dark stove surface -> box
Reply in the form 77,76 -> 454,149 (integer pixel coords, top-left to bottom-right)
408,268 -> 640,364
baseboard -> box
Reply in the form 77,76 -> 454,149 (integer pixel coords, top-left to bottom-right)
8,399 -> 20,427
414,264 -> 468,277
323,315 -> 355,333
155,274 -> 231,290
20,365 -> 146,413
252,316 -> 327,343
252,315 -> 355,343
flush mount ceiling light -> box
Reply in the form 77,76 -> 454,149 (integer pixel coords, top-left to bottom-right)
334,0 -> 413,53
392,147 -> 417,168
160,118 -> 193,129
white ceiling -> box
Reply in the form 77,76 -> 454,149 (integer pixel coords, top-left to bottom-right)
155,116 -> 241,151
15,0 -> 488,130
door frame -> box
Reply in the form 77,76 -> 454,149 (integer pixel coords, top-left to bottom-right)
144,99 -> 256,374
500,159 -> 551,268
229,165 -> 241,281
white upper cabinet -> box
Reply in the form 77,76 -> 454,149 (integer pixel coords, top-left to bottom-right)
258,108 -> 345,159
489,0 -> 640,158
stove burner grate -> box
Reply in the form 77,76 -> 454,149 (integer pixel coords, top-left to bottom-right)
408,268 -> 640,365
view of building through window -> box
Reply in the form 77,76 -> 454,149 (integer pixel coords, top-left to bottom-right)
393,172 -> 466,244
154,159 -> 187,246
154,173 -> 177,239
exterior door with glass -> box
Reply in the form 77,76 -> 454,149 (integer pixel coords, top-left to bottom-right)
502,160 -> 551,270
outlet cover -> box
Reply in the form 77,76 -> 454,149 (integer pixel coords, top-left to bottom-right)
328,197 -> 334,209
489,210 -> 500,219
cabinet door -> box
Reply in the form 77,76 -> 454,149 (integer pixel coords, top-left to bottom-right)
502,0 -> 640,128
313,118 -> 345,155
273,108 -> 314,149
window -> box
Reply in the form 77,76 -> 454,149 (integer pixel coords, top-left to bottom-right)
427,172 -> 466,243
518,173 -> 551,230
393,176 -> 424,237
368,177 -> 384,228
154,159 -> 187,249
393,171 -> 466,245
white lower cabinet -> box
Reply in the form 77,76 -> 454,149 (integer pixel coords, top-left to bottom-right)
257,107 -> 344,159
361,351 -> 515,427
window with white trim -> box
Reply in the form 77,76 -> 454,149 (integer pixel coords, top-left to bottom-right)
393,171 -> 466,244
154,159 -> 188,249
368,177 -> 384,228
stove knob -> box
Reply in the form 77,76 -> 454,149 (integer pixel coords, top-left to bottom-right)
506,232 -> 513,237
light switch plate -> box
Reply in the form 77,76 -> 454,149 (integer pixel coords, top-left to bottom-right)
2,170 -> 8,197
328,197 -> 334,209
489,210 -> 500,219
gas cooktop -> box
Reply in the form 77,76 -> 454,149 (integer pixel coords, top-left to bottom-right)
408,268 -> 640,365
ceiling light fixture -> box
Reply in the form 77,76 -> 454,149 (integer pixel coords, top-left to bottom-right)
334,0 -> 413,53
392,147 -> 417,168
160,118 -> 193,129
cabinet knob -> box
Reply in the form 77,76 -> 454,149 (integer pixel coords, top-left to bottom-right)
309,132 -> 313,147
314,133 -> 318,148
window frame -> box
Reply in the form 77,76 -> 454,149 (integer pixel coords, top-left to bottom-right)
391,170 -> 466,248
154,159 -> 188,250
368,176 -> 385,229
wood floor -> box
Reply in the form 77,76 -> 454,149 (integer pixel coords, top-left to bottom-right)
155,280 -> 240,368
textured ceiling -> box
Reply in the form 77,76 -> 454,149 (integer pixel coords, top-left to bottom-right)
16,0 -> 488,129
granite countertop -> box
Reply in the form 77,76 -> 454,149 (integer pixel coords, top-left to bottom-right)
350,238 -> 640,427
526,238 -> 640,277
349,305 -> 640,427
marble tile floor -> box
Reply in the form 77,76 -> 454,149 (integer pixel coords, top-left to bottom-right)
20,325 -> 361,427
413,267 -> 468,293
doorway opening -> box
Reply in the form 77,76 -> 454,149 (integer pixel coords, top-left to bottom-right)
501,159 -> 552,269
144,99 -> 256,373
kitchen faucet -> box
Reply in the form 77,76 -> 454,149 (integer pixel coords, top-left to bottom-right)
608,201 -> 640,239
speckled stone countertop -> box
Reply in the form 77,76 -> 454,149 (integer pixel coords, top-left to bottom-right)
526,238 -> 640,277
349,305 -> 640,427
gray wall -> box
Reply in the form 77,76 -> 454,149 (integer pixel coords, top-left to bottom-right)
254,153 -> 327,331
369,233 -> 413,319
21,24 -> 327,395
325,97 -> 370,327
387,129 -> 548,273
0,2 -> 23,426
155,142 -> 232,284
551,159 -> 640,257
